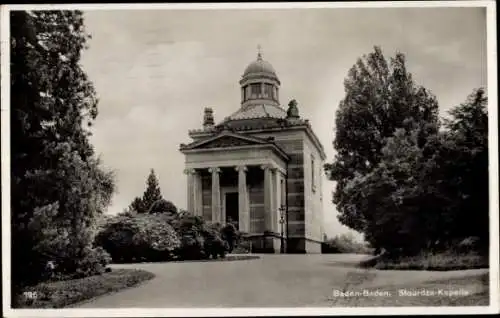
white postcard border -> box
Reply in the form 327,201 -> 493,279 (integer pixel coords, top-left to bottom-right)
1,1 -> 498,316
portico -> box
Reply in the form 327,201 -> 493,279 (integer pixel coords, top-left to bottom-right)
181,130 -> 288,237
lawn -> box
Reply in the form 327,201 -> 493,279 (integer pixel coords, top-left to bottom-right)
14,269 -> 155,308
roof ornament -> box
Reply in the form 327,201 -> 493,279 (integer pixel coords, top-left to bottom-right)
203,107 -> 214,129
286,99 -> 300,119
257,44 -> 263,60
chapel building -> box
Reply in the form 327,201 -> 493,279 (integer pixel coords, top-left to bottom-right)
180,51 -> 326,253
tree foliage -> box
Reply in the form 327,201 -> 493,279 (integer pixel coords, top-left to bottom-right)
129,169 -> 167,213
326,46 -> 488,255
325,46 -> 440,233
10,10 -> 114,294
440,88 -> 489,249
141,169 -> 163,212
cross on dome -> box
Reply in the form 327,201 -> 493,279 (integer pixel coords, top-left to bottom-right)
257,44 -> 262,60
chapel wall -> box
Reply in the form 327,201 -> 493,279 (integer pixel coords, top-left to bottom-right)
302,136 -> 324,243
250,130 -> 306,239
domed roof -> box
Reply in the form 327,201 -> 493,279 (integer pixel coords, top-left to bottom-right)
243,52 -> 278,78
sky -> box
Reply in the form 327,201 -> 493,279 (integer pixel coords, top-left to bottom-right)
79,6 -> 487,238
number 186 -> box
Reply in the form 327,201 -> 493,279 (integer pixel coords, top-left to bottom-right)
23,291 -> 38,299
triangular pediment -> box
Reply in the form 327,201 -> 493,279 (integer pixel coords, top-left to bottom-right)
181,131 -> 270,150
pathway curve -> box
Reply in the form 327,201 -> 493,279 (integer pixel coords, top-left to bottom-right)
75,254 -> 488,308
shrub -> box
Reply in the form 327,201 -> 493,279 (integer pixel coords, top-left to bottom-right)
233,237 -> 252,254
322,233 -> 372,254
203,228 -> 228,259
94,215 -> 140,263
200,223 -> 229,259
170,213 -> 205,235
171,215 -> 237,260
170,214 -> 207,260
134,214 -> 181,258
177,233 -> 207,260
96,212 -> 242,262
95,214 -> 180,263
148,199 -> 178,215
72,246 -> 112,279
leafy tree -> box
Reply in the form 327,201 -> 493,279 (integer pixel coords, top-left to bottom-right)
148,198 -> 178,214
342,125 -> 442,254
138,169 -> 163,213
330,84 -> 488,255
440,88 -> 489,250
325,46 -> 440,233
10,10 -> 114,297
127,170 -> 179,215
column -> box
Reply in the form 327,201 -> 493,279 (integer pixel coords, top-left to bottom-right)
209,167 -> 221,223
184,168 -> 195,214
273,169 -> 281,233
193,170 -> 203,217
269,168 -> 276,233
235,165 -> 249,233
261,164 -> 272,232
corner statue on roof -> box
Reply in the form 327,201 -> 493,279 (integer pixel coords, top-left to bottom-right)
180,50 -> 326,253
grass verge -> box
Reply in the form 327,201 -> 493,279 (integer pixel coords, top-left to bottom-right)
359,251 -> 488,271
14,269 -> 155,308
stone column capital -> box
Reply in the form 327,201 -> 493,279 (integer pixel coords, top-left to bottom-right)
260,164 -> 272,171
261,164 -> 278,172
183,168 -> 196,175
235,165 -> 248,172
208,167 -> 221,174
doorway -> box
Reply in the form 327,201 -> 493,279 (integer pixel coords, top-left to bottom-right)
225,192 -> 239,229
